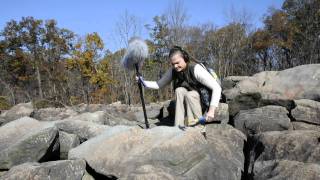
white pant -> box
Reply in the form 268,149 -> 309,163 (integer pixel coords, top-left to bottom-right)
174,87 -> 202,127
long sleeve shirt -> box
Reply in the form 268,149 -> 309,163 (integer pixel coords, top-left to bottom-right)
143,64 -> 222,107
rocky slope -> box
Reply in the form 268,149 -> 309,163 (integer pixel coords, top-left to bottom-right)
0,64 -> 319,180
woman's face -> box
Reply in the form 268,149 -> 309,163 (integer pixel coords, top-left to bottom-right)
170,53 -> 187,72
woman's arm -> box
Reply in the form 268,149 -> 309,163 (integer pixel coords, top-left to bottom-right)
193,64 -> 222,120
140,68 -> 173,89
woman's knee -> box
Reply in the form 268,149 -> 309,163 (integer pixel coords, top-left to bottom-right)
185,91 -> 200,101
175,87 -> 187,94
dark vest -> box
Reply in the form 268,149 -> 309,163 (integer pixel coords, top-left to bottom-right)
172,63 -> 213,112
172,64 -> 204,91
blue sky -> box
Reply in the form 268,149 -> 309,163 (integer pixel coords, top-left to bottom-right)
1,0 -> 284,52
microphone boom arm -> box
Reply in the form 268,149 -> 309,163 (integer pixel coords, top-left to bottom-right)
135,63 -> 150,129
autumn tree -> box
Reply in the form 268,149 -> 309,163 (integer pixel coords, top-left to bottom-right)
0,17 -> 76,105
18,17 -> 46,99
251,29 -> 274,70
254,0 -> 320,70
1,18 -> 40,103
102,49 -> 127,103
42,20 -> 75,102
262,9 -> 296,69
282,0 -> 320,64
66,32 -> 111,105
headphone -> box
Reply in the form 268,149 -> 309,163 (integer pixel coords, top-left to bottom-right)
169,46 -> 190,63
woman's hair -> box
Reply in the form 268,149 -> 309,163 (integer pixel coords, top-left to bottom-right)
169,46 -> 190,63
169,46 -> 201,64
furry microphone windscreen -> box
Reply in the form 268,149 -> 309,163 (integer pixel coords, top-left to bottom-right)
121,37 -> 149,70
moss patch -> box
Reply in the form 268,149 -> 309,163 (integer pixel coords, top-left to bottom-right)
0,96 -> 11,110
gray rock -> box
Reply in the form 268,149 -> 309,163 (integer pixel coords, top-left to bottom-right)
64,111 -> 107,124
72,103 -> 107,112
226,92 -> 266,117
54,119 -> 110,142
254,160 -> 320,180
0,117 -> 8,126
69,125 -> 244,180
59,131 -> 80,160
104,108 -> 141,127
224,64 -> 320,116
82,171 -> 95,180
292,122 -> 320,131
70,126 -> 190,178
215,103 -> 229,124
134,103 -> 163,120
127,165 -> 186,180
0,102 -> 33,122
104,103 -> 163,127
0,117 -> 58,169
0,171 -> 7,178
292,99 -> 320,125
0,160 -> 86,180
253,130 -> 320,164
205,124 -> 247,179
31,107 -> 78,121
82,102 -> 161,121
222,76 -> 249,90
234,105 -> 292,135
68,101 -> 172,128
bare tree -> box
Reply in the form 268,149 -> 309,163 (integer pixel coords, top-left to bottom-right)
115,10 -> 143,47
224,5 -> 254,33
0,77 -> 15,105
164,0 -> 189,46
113,10 -> 144,104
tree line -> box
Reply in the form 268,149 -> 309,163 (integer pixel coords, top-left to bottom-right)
0,0 -> 319,108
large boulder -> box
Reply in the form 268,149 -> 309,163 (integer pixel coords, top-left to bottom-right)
224,64 -> 320,116
0,160 -> 86,180
214,103 -> 229,124
104,103 -> 164,127
291,99 -> 320,125
0,117 -> 58,169
222,76 -> 249,90
205,124 -> 247,178
64,111 -> 107,124
248,130 -> 320,178
69,126 -> 245,180
54,119 -> 110,142
133,103 -> 164,120
252,130 -> 320,165
31,107 -> 78,121
0,171 -> 6,177
71,103 -> 107,112
0,102 -> 34,122
59,131 -> 80,160
0,117 -> 7,126
254,160 -> 320,180
234,105 -> 292,136
127,164 -> 183,180
292,122 -> 320,131
104,108 -> 141,127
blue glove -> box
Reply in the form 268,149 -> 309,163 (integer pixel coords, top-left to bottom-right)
198,116 -> 206,124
